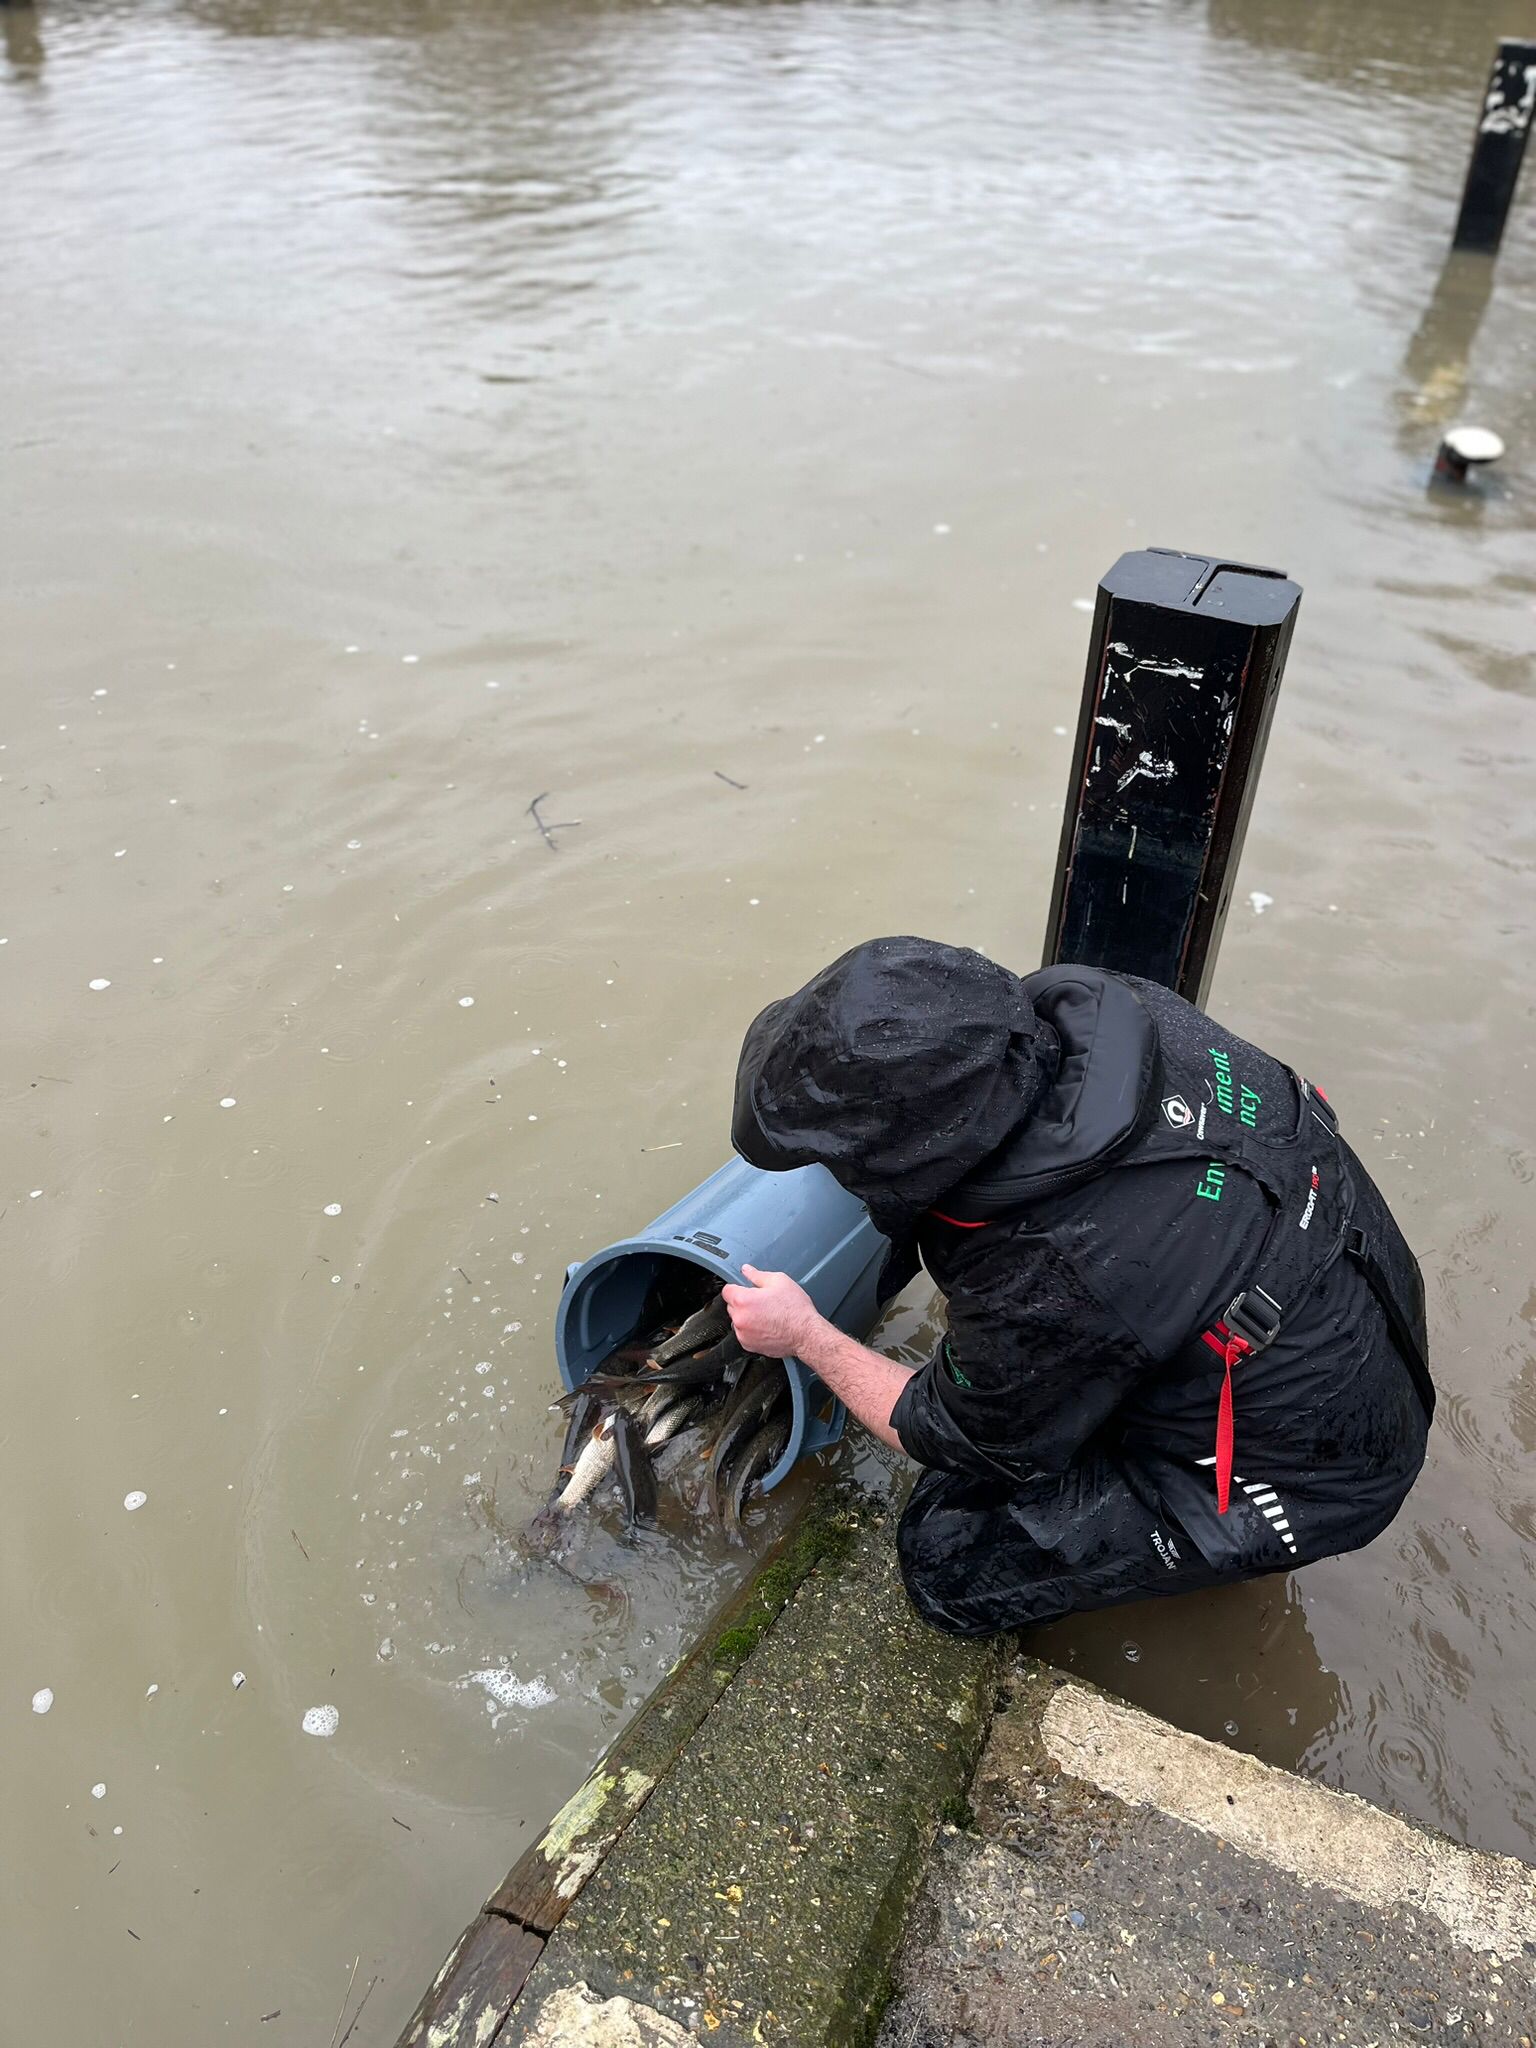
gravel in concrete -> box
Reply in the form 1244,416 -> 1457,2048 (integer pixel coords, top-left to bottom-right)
879,1662 -> 1536,2048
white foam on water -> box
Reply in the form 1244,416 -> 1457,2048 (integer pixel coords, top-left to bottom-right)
89,978 -> 111,991
91,1783 -> 106,1799
323,1203 -> 341,1216
31,1688 -> 53,1715
1248,890 -> 1274,914
464,1668 -> 556,1717
231,1672 -> 245,1688
458,995 -> 474,1007
123,1491 -> 147,1512
301,1704 -> 339,1738
219,1097 -> 237,1108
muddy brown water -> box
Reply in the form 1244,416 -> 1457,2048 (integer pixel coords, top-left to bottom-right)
3,0 -> 1534,2038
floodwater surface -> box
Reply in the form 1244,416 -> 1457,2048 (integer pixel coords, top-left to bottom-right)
3,0 -> 1534,2039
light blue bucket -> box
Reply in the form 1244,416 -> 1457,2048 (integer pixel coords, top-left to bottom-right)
555,1157 -> 889,1491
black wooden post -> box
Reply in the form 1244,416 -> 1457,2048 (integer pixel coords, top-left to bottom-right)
1452,40 -> 1536,254
1043,549 -> 1301,1006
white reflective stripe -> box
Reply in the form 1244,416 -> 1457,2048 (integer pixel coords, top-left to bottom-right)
1247,1489 -> 1278,1505
1273,1519 -> 1291,1532
1261,1505 -> 1284,1520
1195,1455 -> 1217,1467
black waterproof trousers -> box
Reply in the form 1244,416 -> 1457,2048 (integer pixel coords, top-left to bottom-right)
896,1454 -> 1280,1638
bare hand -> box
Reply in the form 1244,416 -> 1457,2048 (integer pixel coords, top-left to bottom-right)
721,1265 -> 824,1361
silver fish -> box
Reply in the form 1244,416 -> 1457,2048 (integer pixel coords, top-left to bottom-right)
650,1295 -> 731,1366
555,1416 -> 617,1509
645,1395 -> 702,1449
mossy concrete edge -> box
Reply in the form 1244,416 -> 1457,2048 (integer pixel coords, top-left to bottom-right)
505,1490 -> 1003,2048
392,1487 -> 873,2047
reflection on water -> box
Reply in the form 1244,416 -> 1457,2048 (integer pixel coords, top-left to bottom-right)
3,0 -> 1534,2040
1039,1573 -> 1344,1774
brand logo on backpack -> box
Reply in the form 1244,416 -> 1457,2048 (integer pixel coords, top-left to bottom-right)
1162,1094 -> 1195,1130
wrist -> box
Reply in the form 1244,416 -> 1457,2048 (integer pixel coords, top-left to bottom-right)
793,1312 -> 839,1371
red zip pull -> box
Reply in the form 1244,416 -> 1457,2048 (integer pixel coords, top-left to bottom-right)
1214,1333 -> 1251,1515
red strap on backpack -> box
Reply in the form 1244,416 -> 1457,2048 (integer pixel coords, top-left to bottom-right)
1213,1332 -> 1252,1515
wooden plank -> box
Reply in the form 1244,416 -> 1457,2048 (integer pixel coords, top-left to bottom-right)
395,1915 -> 542,2048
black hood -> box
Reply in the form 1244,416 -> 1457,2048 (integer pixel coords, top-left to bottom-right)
731,937 -> 1058,1239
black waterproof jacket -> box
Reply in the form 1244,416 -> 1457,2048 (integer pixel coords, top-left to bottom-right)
732,937 -> 1432,1572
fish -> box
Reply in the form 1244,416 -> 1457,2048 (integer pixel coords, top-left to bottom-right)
555,1416 -> 617,1510
612,1407 -> 657,1530
650,1294 -> 731,1366
723,1411 -> 791,1541
703,1359 -> 784,1520
645,1393 -> 703,1449
557,1389 -> 601,1479
684,1331 -> 746,1378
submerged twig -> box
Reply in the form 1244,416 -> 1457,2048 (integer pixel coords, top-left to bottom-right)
338,1976 -> 378,2048
328,1956 -> 361,2048
528,791 -> 583,852
713,769 -> 748,791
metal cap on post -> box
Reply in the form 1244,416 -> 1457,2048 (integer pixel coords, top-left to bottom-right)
1043,548 -> 1301,1006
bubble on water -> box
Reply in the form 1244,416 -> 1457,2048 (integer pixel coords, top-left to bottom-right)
89,978 -> 111,991
31,1688 -> 53,1715
377,1637 -> 395,1662
1248,890 -> 1274,915
485,680 -> 500,690
402,654 -> 419,665
933,522 -> 951,535
1121,1641 -> 1142,1663
344,645 -> 360,654
231,1672 -> 245,1689
323,1203 -> 341,1216
145,1684 -> 159,1698
330,1273 -> 342,1284
1224,1720 -> 1239,1737
91,1783 -> 106,1799
219,1097 -> 237,1109
29,1190 -> 42,1199
94,688 -> 108,697
123,1491 -> 147,1512
301,1704 -> 339,1738
464,1667 -> 556,1716
346,839 -> 361,850
475,1361 -> 492,1375
458,996 -> 475,1008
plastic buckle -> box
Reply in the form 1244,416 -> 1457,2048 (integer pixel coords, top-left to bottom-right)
1298,1072 -> 1339,1134
1225,1286 -> 1283,1354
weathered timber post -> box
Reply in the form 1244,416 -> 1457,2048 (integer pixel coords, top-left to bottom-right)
1452,39 -> 1536,254
1043,549 -> 1301,1005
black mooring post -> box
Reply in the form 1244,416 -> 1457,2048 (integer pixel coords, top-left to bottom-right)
1043,549 -> 1301,1007
1452,40 -> 1536,254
